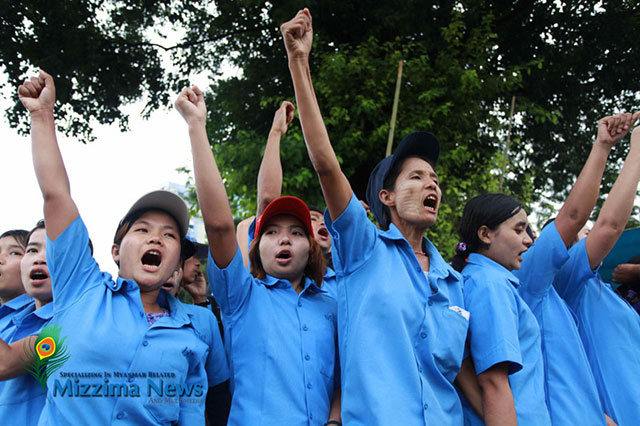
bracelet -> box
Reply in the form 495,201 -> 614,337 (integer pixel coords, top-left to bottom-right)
196,300 -> 211,307
324,421 -> 341,426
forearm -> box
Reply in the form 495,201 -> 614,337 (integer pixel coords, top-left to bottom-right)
256,129 -> 283,216
188,122 -> 237,266
30,111 -> 78,239
455,357 -> 483,418
555,142 -> 610,245
328,387 -> 341,423
288,58 -> 351,219
0,336 -> 35,381
587,146 -> 640,267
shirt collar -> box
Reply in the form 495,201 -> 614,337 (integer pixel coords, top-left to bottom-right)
379,223 -> 459,282
1,293 -> 33,310
466,253 -> 520,287
11,300 -> 54,326
263,274 -> 326,294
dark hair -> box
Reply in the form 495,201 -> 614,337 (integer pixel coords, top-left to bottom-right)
379,156 -> 435,230
112,208 -> 186,266
25,220 -> 46,246
451,193 -> 524,272
307,205 -> 324,215
0,229 -> 29,250
248,232 -> 326,288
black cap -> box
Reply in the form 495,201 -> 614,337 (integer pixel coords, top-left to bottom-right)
365,131 -> 440,225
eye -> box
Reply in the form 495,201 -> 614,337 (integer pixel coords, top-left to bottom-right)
164,232 -> 177,239
10,250 -> 24,256
292,230 -> 304,236
134,227 -> 148,233
411,174 -> 421,180
26,248 -> 37,254
265,230 -> 276,235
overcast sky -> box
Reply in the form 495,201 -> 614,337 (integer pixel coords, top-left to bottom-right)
0,72 -> 211,275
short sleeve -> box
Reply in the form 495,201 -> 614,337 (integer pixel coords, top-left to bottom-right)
207,246 -> 254,318
464,275 -> 523,375
515,222 -> 569,308
324,193 -> 379,274
46,216 -> 104,311
553,239 -> 597,307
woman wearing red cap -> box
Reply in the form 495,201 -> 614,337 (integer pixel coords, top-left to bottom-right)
176,85 -> 341,425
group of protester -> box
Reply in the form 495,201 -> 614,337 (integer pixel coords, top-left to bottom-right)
1,8 -> 640,426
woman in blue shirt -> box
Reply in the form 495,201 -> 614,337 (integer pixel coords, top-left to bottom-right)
0,221 -> 53,426
453,194 -> 549,425
281,9 -> 472,425
19,71 -> 229,425
175,85 -> 340,425
554,125 -> 640,426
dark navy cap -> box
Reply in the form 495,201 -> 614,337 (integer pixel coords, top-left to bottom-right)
365,131 -> 440,226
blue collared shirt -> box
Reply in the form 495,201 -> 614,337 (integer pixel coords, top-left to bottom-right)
0,293 -> 34,332
208,246 -> 338,425
0,301 -> 53,426
513,222 -> 604,425
247,218 -> 337,297
463,253 -> 550,426
554,239 -> 640,425
325,193 -> 467,426
39,216 -> 229,426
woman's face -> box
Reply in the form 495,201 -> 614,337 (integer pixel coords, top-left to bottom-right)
258,215 -> 310,284
113,210 -> 182,292
481,209 -> 533,271
21,228 -> 52,305
382,157 -> 441,229
0,235 -> 25,302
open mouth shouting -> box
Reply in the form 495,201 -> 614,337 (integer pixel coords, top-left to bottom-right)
316,227 -> 330,241
423,194 -> 438,212
275,249 -> 293,266
29,267 -> 50,286
141,249 -> 162,272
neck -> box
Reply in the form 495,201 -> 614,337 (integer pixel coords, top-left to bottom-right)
290,276 -> 305,295
0,291 -> 25,305
392,220 -> 427,254
34,298 -> 52,310
139,288 -> 163,313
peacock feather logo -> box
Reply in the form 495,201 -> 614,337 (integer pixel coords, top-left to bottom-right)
21,324 -> 71,391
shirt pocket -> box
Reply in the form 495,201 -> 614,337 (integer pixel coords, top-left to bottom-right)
314,312 -> 338,387
432,307 -> 469,382
144,349 -> 191,423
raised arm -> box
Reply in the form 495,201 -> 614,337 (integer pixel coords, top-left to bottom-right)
256,101 -> 294,216
554,112 -> 640,246
175,87 -> 237,268
586,125 -> 640,269
18,71 -> 79,240
0,335 -> 37,380
281,9 -> 352,220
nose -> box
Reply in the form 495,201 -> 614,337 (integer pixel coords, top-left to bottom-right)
524,234 -> 533,247
278,234 -> 292,245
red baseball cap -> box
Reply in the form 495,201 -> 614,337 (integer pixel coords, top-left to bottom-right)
254,196 -> 314,239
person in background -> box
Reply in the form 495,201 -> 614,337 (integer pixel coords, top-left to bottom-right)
0,229 -> 31,331
554,125 -> 640,426
0,220 -> 53,426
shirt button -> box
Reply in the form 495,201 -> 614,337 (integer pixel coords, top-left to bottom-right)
416,266 -> 421,272
307,383 -> 312,389
116,412 -> 124,419
128,377 -> 134,383
420,332 -> 427,339
423,403 -> 428,410
428,300 -> 433,306
139,312 -> 144,318
417,365 -> 422,372
305,354 -> 311,360
298,301 -> 302,307
142,340 -> 149,347
303,325 -> 308,331
310,414 -> 313,420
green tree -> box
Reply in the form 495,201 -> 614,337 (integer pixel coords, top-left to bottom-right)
3,1 -> 639,255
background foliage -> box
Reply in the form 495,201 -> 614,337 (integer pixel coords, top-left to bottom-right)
3,0 -> 639,257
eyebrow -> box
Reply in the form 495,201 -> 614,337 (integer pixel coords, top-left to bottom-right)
515,221 -> 528,228
136,220 -> 177,231
410,169 -> 439,179
26,242 -> 42,249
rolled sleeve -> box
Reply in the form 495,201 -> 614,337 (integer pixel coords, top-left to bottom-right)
553,239 -> 597,306
465,277 -> 523,375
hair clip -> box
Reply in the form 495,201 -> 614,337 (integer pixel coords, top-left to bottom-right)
455,242 -> 467,253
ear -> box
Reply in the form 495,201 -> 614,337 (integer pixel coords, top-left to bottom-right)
111,244 -> 121,266
477,225 -> 493,246
379,188 -> 395,208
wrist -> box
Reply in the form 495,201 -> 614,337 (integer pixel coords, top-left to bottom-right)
187,118 -> 207,130
324,421 -> 341,426
30,109 -> 55,122
193,296 -> 209,305
288,55 -> 310,68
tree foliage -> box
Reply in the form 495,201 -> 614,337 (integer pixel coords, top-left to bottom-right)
3,0 -> 639,256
